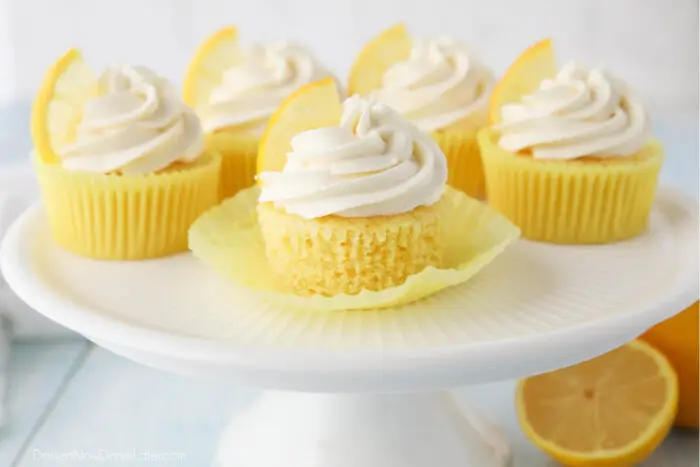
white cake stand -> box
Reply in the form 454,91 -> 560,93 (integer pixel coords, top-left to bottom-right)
2,186 -> 698,467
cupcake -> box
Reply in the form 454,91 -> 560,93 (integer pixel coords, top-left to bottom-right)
31,49 -> 220,260
189,78 -> 521,310
256,93 -> 448,296
183,26 -> 333,200
480,39 -> 663,244
348,24 -> 494,199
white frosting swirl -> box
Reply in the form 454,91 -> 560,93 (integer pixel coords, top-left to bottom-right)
495,62 -> 652,159
258,95 -> 448,219
198,42 -> 331,133
372,37 -> 493,132
59,65 -> 204,174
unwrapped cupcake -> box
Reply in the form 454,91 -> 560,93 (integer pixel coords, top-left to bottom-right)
256,94 -> 449,296
189,78 -> 520,311
183,26 -> 334,200
348,24 -> 494,199
31,49 -> 220,260
480,39 -> 663,244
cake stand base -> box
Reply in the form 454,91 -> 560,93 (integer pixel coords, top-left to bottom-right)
214,391 -> 510,467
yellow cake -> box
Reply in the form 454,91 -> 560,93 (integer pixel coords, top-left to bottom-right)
257,194 -> 445,297
481,39 -> 663,244
183,26 -> 333,200
348,24 -> 494,199
31,49 -> 220,260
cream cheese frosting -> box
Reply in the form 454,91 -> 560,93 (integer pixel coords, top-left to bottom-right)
495,62 -> 652,160
258,95 -> 448,219
371,37 -> 493,132
59,65 -> 204,175
198,42 -> 331,134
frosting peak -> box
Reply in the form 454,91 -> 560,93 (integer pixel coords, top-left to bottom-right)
372,37 -> 493,132
258,96 -> 448,219
198,42 -> 331,133
58,65 -> 204,174
495,62 -> 652,159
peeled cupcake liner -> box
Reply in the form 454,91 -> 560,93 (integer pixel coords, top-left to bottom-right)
206,131 -> 260,201
433,128 -> 486,200
477,128 -> 664,244
188,186 -> 521,312
34,151 -> 221,260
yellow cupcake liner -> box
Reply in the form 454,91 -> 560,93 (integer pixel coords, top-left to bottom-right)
206,131 -> 260,200
257,198 -> 443,297
189,186 -> 520,311
478,128 -> 664,244
34,152 -> 221,260
433,129 -> 486,200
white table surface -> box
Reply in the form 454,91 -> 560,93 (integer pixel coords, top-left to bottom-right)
0,110 -> 697,466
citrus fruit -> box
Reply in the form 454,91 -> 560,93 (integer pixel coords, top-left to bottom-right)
257,77 -> 341,174
516,339 -> 679,466
182,26 -> 240,108
489,38 -> 557,124
347,23 -> 412,97
641,301 -> 699,428
31,48 -> 98,163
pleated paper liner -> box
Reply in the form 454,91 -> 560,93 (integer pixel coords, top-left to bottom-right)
433,129 -> 486,200
34,151 -> 221,260
478,128 -> 664,244
432,109 -> 489,200
206,131 -> 260,200
188,186 -> 520,312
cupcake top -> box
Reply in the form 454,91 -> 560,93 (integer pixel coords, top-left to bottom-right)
371,37 -> 493,132
58,65 -> 204,174
197,42 -> 331,134
258,95 -> 448,219
494,62 -> 651,160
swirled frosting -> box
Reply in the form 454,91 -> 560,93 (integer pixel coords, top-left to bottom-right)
258,95 -> 448,219
198,42 -> 331,133
59,65 -> 204,174
495,62 -> 652,159
371,37 -> 493,132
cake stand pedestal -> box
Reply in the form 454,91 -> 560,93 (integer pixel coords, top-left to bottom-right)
215,391 -> 508,467
1,186 -> 697,467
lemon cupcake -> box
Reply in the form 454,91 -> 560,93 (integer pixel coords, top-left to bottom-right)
183,26 -> 333,200
189,78 -> 521,310
31,49 -> 220,260
480,39 -> 663,244
255,88 -> 448,296
348,24 -> 493,199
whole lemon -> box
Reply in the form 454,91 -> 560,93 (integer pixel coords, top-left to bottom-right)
641,301 -> 698,428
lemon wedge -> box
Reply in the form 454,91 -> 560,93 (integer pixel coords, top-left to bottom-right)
347,23 -> 412,97
31,48 -> 97,163
257,77 -> 341,174
182,26 -> 240,108
488,38 -> 556,124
